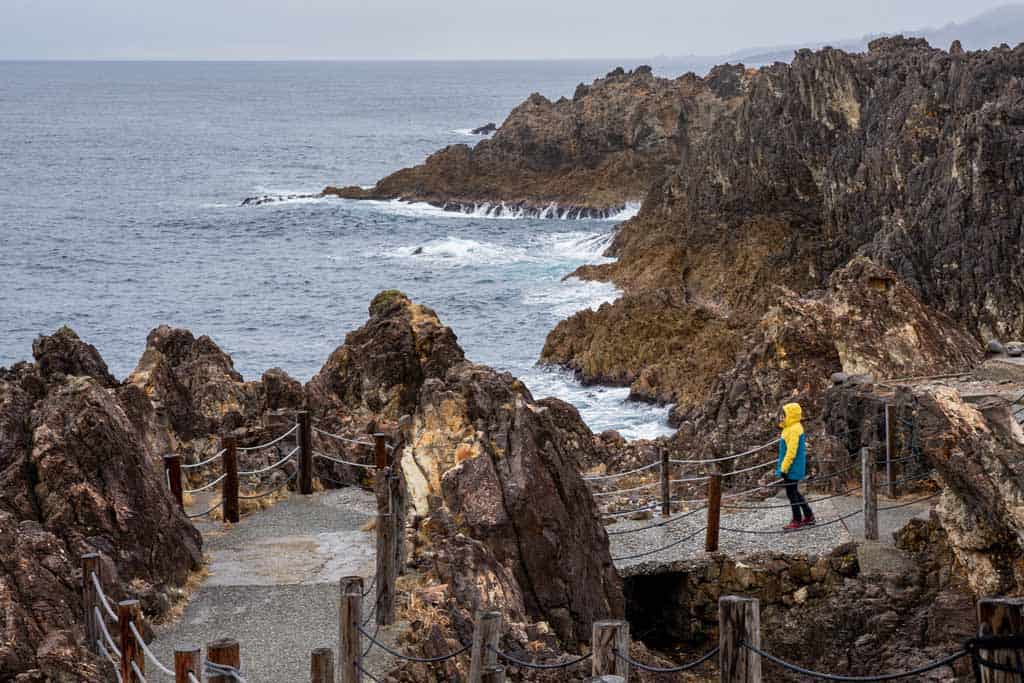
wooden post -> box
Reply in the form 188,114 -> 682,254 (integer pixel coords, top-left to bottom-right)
375,467 -> 398,626
592,620 -> 630,682
374,433 -> 389,469
884,404 -> 897,498
705,474 -> 722,552
660,448 -> 671,517
82,553 -> 101,654
861,446 -> 878,541
164,455 -> 184,509
223,437 -> 239,524
977,597 -> 1024,683
174,645 -> 201,683
480,665 -> 506,683
339,576 -> 363,683
118,600 -> 144,683
310,647 -> 335,683
297,411 -> 313,495
469,610 -> 502,683
719,596 -> 762,683
207,638 -> 241,683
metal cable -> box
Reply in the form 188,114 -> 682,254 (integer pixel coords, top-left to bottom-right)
742,641 -> 967,681
130,660 -> 148,682
129,622 -> 174,676
583,461 -> 661,481
720,459 -> 777,478
611,526 -> 708,561
313,426 -> 375,447
181,449 -> 226,470
606,505 -> 708,536
670,439 -> 780,465
356,625 -> 470,662
184,473 -> 226,494
488,645 -> 592,669
186,499 -> 224,519
237,424 -> 298,452
356,663 -> 382,682
723,486 -> 864,510
362,573 -> 378,597
313,451 -> 376,469
238,447 -> 298,476
238,471 -> 296,499
592,481 -> 660,497
95,607 -> 121,657
91,572 -> 119,622
362,620 -> 381,657
612,645 -> 719,673
721,508 -> 864,535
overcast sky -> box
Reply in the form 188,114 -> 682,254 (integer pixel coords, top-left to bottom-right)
1,0 -> 1014,60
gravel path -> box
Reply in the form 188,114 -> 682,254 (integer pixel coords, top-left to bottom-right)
150,487 -> 402,682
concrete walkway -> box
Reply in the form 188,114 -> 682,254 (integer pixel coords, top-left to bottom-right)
151,488 -> 401,682
610,489 -> 934,575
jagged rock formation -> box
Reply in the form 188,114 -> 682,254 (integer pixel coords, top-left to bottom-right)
307,291 -> 623,650
323,65 -> 731,214
0,330 -> 203,680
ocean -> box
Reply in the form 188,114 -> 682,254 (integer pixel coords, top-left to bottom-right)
0,60 -> 679,439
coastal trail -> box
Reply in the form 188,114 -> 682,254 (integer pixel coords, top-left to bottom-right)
150,488 -> 401,682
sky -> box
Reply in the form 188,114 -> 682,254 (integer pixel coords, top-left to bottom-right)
0,0 -> 1015,60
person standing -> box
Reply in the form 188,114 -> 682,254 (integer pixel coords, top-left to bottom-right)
777,402 -> 815,530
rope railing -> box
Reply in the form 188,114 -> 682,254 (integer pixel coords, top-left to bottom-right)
740,640 -> 968,681
611,525 -> 707,561
356,624 -> 471,663
719,458 -> 776,478
129,622 -> 175,676
183,473 -> 226,494
181,449 -> 225,471
98,640 -> 124,682
95,606 -> 121,658
238,471 -> 297,500
205,661 -> 248,681
612,645 -> 719,673
487,644 -> 592,670
186,499 -> 224,519
130,660 -> 148,682
723,485 -> 864,510
591,480 -> 660,497
720,508 -> 864,535
237,424 -> 298,452
583,460 -> 661,481
606,505 -> 707,536
92,572 -> 119,622
237,447 -> 298,476
670,438 -> 780,466
313,450 -> 376,470
355,663 -> 381,682
312,425 -> 375,447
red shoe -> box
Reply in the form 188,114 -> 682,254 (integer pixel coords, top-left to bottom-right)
783,520 -> 802,532
801,516 -> 817,527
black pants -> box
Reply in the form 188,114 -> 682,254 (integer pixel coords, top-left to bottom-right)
784,476 -> 814,522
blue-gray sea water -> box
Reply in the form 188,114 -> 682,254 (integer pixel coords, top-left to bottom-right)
0,60 -> 682,439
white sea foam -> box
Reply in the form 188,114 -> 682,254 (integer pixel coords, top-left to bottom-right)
388,236 -> 531,266
356,198 -> 638,221
539,231 -> 616,261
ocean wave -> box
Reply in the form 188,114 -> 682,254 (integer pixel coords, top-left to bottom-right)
523,276 -> 621,318
388,236 -> 531,266
538,231 -> 616,261
240,190 -> 326,207
357,198 -> 638,221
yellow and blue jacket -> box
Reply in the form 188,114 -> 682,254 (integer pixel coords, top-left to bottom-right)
775,402 -> 807,481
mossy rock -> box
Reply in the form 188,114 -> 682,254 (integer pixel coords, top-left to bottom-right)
370,289 -> 409,317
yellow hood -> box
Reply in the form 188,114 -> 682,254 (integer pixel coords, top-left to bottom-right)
780,402 -> 803,429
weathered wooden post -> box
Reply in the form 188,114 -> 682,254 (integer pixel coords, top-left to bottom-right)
82,553 -> 100,654
339,576 -> 363,683
207,638 -> 241,683
978,597 -> 1024,682
469,610 -> 502,683
164,454 -> 184,509
481,665 -> 507,683
310,647 -> 335,683
174,645 -> 201,683
861,446 -> 878,541
375,466 -> 400,626
705,473 -> 722,552
374,433 -> 389,469
298,411 -> 313,495
118,600 -> 144,682
660,448 -> 671,517
719,596 -> 762,683
223,436 -> 240,524
592,620 -> 630,682
884,404 -> 897,498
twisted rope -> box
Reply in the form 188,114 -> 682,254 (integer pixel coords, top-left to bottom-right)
238,447 -> 298,476
721,508 -> 864,535
238,471 -> 296,499
671,439 -> 780,465
612,645 -> 719,673
720,458 -> 777,478
313,451 -> 375,469
184,473 -> 226,494
592,481 -> 660,497
91,572 -> 119,622
606,505 -> 707,536
205,661 -> 248,681
742,641 -> 967,681
237,424 -> 298,452
669,474 -> 710,485
602,502 -> 660,517
188,673 -> 201,683
488,645 -> 592,669
130,660 -> 148,682
313,426 -> 375,447
129,622 -> 174,676
878,492 -> 940,510
181,449 -> 226,470
611,525 -> 707,561
186,499 -> 224,519
95,607 -> 121,657
356,624 -> 470,662
723,485 -> 864,510
583,461 -> 660,481
98,640 -> 123,682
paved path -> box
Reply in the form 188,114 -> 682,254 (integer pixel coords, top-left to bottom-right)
610,489 -> 934,576
151,488 -> 402,682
